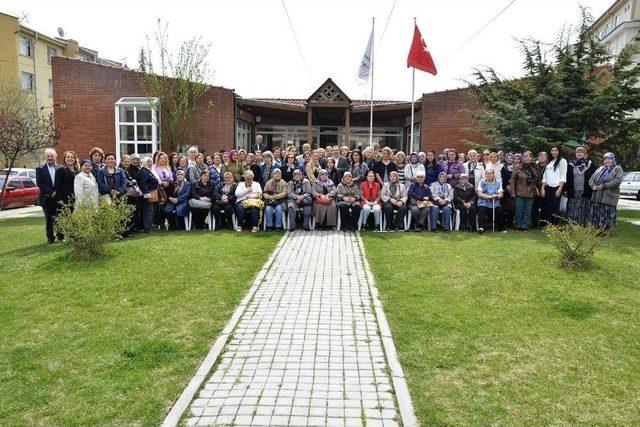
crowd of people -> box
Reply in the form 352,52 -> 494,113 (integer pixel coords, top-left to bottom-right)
34,135 -> 626,243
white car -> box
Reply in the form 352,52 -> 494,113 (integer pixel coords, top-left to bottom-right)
1,168 -> 37,181
620,171 -> 640,200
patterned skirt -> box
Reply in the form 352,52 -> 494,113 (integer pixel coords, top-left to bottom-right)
566,190 -> 592,226
589,202 -> 617,229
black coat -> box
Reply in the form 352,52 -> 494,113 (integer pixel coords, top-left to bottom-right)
54,167 -> 77,205
191,180 -> 215,199
138,168 -> 159,194
35,163 -> 60,206
565,160 -> 596,200
213,182 -> 238,205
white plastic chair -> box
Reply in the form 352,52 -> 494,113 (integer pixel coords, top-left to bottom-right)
211,210 -> 237,231
382,209 -> 410,231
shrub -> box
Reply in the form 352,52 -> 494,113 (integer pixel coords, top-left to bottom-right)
546,219 -> 603,268
55,196 -> 135,259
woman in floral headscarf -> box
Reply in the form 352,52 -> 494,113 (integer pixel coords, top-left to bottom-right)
588,152 -> 624,234
311,169 -> 337,230
225,149 -> 243,182
565,146 -> 596,226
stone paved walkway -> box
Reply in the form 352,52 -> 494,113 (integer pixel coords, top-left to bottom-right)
178,230 -> 413,426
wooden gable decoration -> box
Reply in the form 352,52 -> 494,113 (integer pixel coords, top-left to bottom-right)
307,78 -> 351,106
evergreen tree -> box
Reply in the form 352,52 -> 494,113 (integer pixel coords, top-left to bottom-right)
138,47 -> 147,72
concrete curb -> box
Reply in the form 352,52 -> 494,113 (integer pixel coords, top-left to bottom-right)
161,231 -> 290,427
355,232 -> 419,427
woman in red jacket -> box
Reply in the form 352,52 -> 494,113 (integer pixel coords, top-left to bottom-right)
359,170 -> 382,230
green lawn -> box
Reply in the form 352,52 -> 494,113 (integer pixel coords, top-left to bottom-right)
362,211 -> 640,425
0,218 -> 281,425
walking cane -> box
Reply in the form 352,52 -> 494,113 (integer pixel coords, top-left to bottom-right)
492,196 -> 495,233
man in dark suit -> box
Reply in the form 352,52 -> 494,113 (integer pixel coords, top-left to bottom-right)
36,148 -> 61,243
250,134 -> 267,153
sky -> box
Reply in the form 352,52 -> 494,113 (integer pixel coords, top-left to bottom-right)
3,0 -> 615,100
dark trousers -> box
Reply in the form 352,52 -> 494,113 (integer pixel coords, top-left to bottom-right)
383,202 -> 407,230
531,196 -> 544,228
166,212 -> 186,231
235,204 -> 260,228
338,203 -> 362,231
478,205 -> 504,231
455,203 -> 477,230
142,201 -> 157,233
42,197 -> 59,242
542,185 -> 561,226
212,203 -> 235,230
191,208 -> 210,230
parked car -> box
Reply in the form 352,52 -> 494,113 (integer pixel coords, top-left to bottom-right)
0,176 -> 40,209
1,168 -> 37,182
620,171 -> 640,200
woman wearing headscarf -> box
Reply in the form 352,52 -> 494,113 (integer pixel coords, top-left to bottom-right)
404,152 -> 425,189
505,153 -> 516,172
286,169 -> 313,231
359,170 -> 382,230
234,170 -> 263,233
260,151 -> 277,188
212,172 -> 238,230
349,149 -> 369,185
509,151 -> 541,231
189,169 -> 214,230
263,168 -> 287,230
138,156 -> 160,233
381,170 -> 407,231
477,168 -> 505,234
165,169 -> 191,230
188,152 -> 209,184
336,171 -> 362,232
589,152 -> 624,234
407,171 -> 432,231
463,150 -> 479,189
444,148 -> 465,188
565,146 -> 596,226
429,171 -> 454,232
74,159 -> 99,210
225,149 -> 244,182
311,169 -> 337,230
454,173 -> 477,231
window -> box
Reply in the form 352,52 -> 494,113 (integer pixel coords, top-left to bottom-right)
634,174 -> 640,182
19,36 -> 33,57
21,72 -> 35,92
48,79 -> 53,98
114,97 -> 159,160
236,120 -> 251,151
47,46 -> 57,64
22,179 -> 36,188
8,179 -> 20,189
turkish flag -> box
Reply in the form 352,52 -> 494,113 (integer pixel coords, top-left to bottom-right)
407,24 -> 437,75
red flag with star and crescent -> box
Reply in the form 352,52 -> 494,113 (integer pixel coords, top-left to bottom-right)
407,24 -> 437,75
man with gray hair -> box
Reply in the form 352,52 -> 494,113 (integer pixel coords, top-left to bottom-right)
251,134 -> 267,153
35,148 -> 61,243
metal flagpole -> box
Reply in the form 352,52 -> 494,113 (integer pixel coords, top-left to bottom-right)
409,17 -> 416,153
369,17 -> 375,149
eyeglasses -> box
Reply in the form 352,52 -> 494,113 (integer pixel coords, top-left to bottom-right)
483,153 -> 490,156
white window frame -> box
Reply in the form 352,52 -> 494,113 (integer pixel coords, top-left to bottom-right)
114,97 -> 160,160
236,120 -> 251,151
47,46 -> 57,64
21,71 -> 35,92
48,79 -> 53,98
19,36 -> 33,58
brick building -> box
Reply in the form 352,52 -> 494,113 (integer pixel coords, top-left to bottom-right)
52,57 -> 489,159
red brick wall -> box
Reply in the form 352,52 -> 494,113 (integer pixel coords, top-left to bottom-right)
52,57 -> 235,158
420,88 -> 490,154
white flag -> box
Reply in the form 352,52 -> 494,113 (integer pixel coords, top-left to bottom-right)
357,28 -> 374,82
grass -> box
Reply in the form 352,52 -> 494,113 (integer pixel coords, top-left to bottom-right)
362,211 -> 640,424
0,218 -> 281,425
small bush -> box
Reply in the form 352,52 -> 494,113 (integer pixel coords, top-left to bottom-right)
55,196 -> 135,259
546,219 -> 603,269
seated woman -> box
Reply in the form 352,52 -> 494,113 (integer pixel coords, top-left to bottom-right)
286,169 -> 313,231
234,170 -> 263,233
381,171 -> 407,231
360,170 -> 382,230
336,171 -> 362,232
212,172 -> 237,230
407,171 -> 433,232
429,171 -> 454,232
189,169 -> 214,230
311,169 -> 337,230
263,168 -> 287,230
165,169 -> 191,230
588,152 -> 624,235
477,168 -> 506,234
453,173 -> 477,231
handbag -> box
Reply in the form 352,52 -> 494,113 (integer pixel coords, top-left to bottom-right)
126,184 -> 143,198
100,194 -> 112,205
263,191 -> 280,206
148,189 -> 159,203
157,187 -> 168,205
189,199 -> 213,210
241,198 -> 264,209
315,196 -> 333,206
298,195 -> 313,207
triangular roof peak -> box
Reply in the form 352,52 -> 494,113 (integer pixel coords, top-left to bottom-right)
307,78 -> 351,106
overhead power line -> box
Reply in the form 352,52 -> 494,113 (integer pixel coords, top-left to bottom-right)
377,0 -> 397,50
450,0 -> 518,56
281,0 -> 313,85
